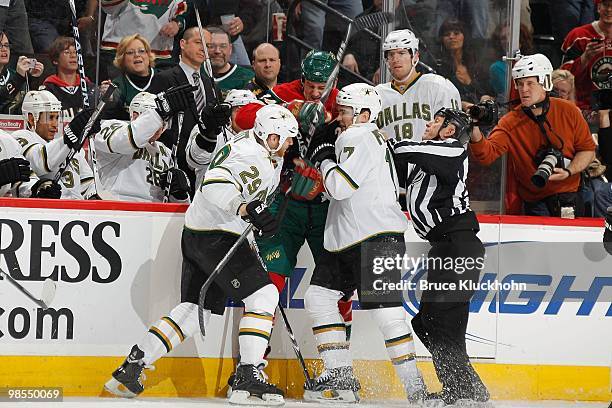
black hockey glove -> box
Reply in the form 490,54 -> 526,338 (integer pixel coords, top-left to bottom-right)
155,83 -> 197,121
241,200 -> 278,238
31,179 -> 62,199
65,108 -> 101,151
309,141 -> 336,168
195,103 -> 231,152
0,157 -> 31,187
160,168 -> 190,201
604,206 -> 612,256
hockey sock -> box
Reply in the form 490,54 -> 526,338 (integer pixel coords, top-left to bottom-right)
305,285 -> 351,370
370,307 -> 421,393
337,292 -> 354,341
239,284 -> 278,365
138,302 -> 205,366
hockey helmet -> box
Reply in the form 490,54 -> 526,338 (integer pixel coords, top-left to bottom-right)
511,53 -> 553,91
434,107 -> 472,145
129,91 -> 158,118
383,29 -> 419,57
21,90 -> 62,131
301,50 -> 337,83
224,89 -> 259,108
253,104 -> 298,154
336,83 -> 382,124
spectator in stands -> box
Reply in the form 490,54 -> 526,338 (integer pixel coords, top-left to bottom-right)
552,69 -> 577,103
489,23 -> 534,99
206,26 -> 254,95
39,36 -> 94,118
102,34 -> 158,120
434,0 -> 490,41
186,0 -> 261,66
100,0 -> 187,80
469,54 -> 596,217
0,0 -> 34,56
0,30 -> 44,114
550,0 -> 595,49
561,0 -> 612,110
436,18 -> 493,109
299,0 -> 362,51
245,42 -> 280,98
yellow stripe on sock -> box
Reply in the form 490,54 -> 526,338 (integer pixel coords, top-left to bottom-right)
149,326 -> 172,352
243,312 -> 274,321
391,353 -> 416,365
162,316 -> 185,342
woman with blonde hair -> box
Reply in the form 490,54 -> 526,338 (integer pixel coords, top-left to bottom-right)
552,69 -> 576,103
103,34 -> 157,120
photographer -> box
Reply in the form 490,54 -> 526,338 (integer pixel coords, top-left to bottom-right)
469,54 -> 596,217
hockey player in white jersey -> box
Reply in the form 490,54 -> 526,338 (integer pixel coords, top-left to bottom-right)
12,90 -> 98,200
94,91 -> 190,202
0,129 -> 61,198
376,29 -> 461,144
303,83 -> 425,403
105,104 -> 298,406
186,89 -> 262,187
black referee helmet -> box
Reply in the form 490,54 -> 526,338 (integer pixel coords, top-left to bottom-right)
434,108 -> 472,145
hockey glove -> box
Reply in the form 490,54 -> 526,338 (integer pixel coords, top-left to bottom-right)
285,100 -> 326,136
65,108 -> 101,150
241,200 -> 278,238
0,158 -> 31,187
291,159 -> 325,200
31,179 -> 62,199
159,168 -> 191,201
604,206 -> 612,256
196,103 -> 232,152
155,83 -> 197,121
309,140 -> 336,168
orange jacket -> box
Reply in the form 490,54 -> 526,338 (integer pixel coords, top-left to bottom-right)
470,97 -> 596,202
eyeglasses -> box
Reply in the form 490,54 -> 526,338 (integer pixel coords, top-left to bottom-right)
0,43 -> 11,50
206,43 -> 229,50
62,49 -> 77,56
125,48 -> 147,57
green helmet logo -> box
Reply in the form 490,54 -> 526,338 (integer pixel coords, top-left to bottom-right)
301,50 -> 337,83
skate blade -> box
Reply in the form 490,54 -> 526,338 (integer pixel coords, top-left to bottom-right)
103,377 -> 138,399
454,400 -> 495,408
303,388 -> 360,403
228,390 -> 284,406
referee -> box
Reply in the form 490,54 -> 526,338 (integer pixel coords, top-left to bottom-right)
391,108 -> 489,406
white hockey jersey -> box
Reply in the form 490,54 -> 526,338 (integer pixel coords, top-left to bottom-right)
94,110 -> 184,202
185,125 -> 236,190
375,73 -> 461,143
0,131 -> 37,198
319,122 -> 408,252
12,129 -> 96,200
185,130 -> 283,235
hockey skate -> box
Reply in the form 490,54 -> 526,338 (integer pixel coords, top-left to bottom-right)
423,390 -> 496,408
406,375 -> 427,406
228,363 -> 284,406
303,366 -> 361,403
104,345 -> 153,398
227,360 -> 269,398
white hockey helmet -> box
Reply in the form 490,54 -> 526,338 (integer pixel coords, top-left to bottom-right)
224,89 -> 259,108
336,83 -> 382,124
511,53 -> 554,91
252,104 -> 298,154
383,29 -> 419,56
22,90 -> 62,130
129,91 -> 158,118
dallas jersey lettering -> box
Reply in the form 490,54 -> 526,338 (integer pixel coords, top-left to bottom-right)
319,122 -> 408,251
101,0 -> 187,61
0,130 -> 37,197
375,73 -> 461,142
94,109 -> 186,202
185,125 -> 236,189
12,130 -> 95,199
184,130 -> 282,235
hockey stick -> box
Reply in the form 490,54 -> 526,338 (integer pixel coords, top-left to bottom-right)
54,83 -> 117,184
0,267 -> 56,310
163,112 -> 183,203
278,301 -> 315,390
68,0 -> 103,194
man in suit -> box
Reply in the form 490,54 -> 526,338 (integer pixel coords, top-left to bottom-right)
150,26 -> 230,195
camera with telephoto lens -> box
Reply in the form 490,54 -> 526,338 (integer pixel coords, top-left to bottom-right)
467,100 -> 499,126
531,147 -> 566,188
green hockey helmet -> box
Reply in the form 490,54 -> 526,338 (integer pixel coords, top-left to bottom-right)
301,50 -> 337,83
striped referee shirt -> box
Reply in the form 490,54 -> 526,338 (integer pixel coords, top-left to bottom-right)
392,138 -> 472,240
